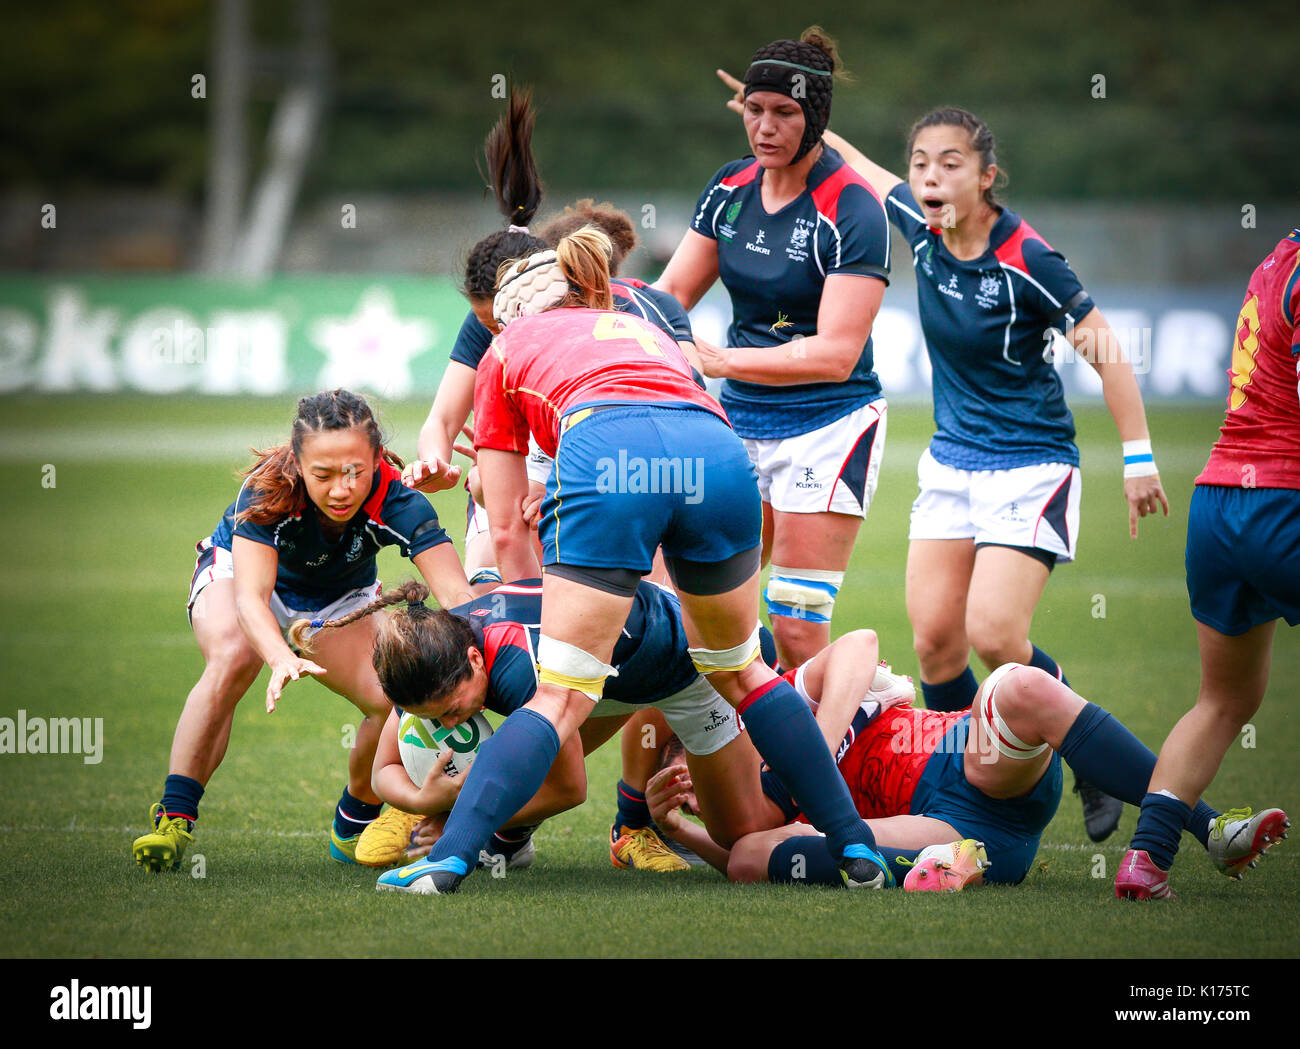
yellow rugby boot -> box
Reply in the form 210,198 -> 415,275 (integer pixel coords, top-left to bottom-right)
610,823 -> 691,872
355,807 -> 424,868
132,803 -> 194,873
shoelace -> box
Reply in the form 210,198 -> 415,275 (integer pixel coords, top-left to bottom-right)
1210,807 -> 1253,842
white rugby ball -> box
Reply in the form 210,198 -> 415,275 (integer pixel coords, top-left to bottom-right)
396,710 -> 494,786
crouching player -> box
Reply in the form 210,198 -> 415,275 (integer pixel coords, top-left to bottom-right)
646,633 -> 1277,891
131,390 -> 473,872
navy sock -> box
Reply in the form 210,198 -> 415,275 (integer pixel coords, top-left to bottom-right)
739,678 -> 872,859
483,824 -> 537,864
431,708 -> 560,872
766,836 -> 913,888
1188,800 -> 1221,848
614,780 -> 651,832
767,835 -> 843,886
160,774 -> 204,829
333,787 -> 381,839
1130,792 -> 1190,870
1028,644 -> 1069,687
920,666 -> 978,711
1057,702 -> 1154,805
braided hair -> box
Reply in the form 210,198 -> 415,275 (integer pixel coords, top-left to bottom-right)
743,26 -> 843,164
291,580 -> 480,711
238,389 -> 401,525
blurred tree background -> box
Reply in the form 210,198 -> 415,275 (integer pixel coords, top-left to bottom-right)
3,0 -> 1294,202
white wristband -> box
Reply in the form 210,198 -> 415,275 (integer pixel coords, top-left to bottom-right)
1122,439 -> 1158,478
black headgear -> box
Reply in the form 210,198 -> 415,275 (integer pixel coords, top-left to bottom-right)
743,39 -> 834,164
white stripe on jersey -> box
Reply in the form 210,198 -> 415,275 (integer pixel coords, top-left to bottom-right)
999,262 -> 1063,309
887,194 -> 926,227
814,212 -> 843,272
623,285 -> 678,336
697,183 -> 737,237
999,267 -> 1020,365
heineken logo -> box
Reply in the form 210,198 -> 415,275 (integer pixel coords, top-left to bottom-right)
399,713 -> 481,753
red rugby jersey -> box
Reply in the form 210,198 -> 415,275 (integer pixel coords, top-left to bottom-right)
473,307 -> 727,459
1197,229 -> 1300,490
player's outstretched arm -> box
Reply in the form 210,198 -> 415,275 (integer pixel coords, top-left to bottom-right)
411,544 -> 474,610
1068,307 -> 1170,538
231,536 -> 325,712
406,361 -> 476,493
798,629 -> 882,755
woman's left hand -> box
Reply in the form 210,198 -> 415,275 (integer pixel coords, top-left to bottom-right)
1124,474 -> 1170,538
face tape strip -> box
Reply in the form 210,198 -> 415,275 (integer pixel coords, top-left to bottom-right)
688,624 -> 763,675
536,634 -> 618,701
764,567 -> 844,624
978,662 -> 1049,760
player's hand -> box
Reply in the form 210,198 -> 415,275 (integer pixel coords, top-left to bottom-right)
402,457 -> 462,493
645,765 -> 692,836
695,338 -> 733,379
716,68 -> 744,115
413,749 -> 464,812
1124,473 -> 1169,538
265,656 -> 327,712
521,491 -> 544,528
453,422 -> 478,464
405,812 -> 448,859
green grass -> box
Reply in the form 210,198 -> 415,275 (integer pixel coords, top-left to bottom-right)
0,395 -> 1295,958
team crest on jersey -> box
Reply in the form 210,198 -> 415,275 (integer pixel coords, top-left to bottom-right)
726,200 -> 743,224
919,242 -> 935,277
786,219 -> 813,263
345,533 -> 365,561
976,273 -> 1002,310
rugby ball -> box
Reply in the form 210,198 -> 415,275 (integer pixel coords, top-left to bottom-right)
396,711 -> 494,786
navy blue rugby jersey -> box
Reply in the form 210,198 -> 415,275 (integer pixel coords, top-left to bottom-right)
211,460 -> 451,610
448,278 -> 695,370
445,580 -> 699,715
886,184 -> 1096,470
689,145 -> 891,440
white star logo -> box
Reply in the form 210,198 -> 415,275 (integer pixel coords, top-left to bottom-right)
309,286 -> 434,398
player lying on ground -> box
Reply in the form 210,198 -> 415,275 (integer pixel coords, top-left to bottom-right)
1115,228 -> 1299,900
640,632 -> 1283,890
131,390 -> 473,873
302,577 -> 794,884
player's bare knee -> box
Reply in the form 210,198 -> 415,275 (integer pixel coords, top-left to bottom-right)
912,627 -> 963,671
968,622 -> 1025,670
986,665 -> 1051,723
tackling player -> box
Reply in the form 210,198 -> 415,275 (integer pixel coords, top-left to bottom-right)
371,226 -> 896,895
131,390 -> 474,873
655,27 -> 891,671
1115,228 -> 1300,900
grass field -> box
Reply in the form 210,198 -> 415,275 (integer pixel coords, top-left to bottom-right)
0,395 -> 1295,959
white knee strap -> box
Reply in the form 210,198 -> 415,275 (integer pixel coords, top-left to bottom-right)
978,662 -> 1048,760
536,634 -> 618,702
688,624 -> 763,675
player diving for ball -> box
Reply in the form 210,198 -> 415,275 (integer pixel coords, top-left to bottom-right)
638,630 -> 1284,892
